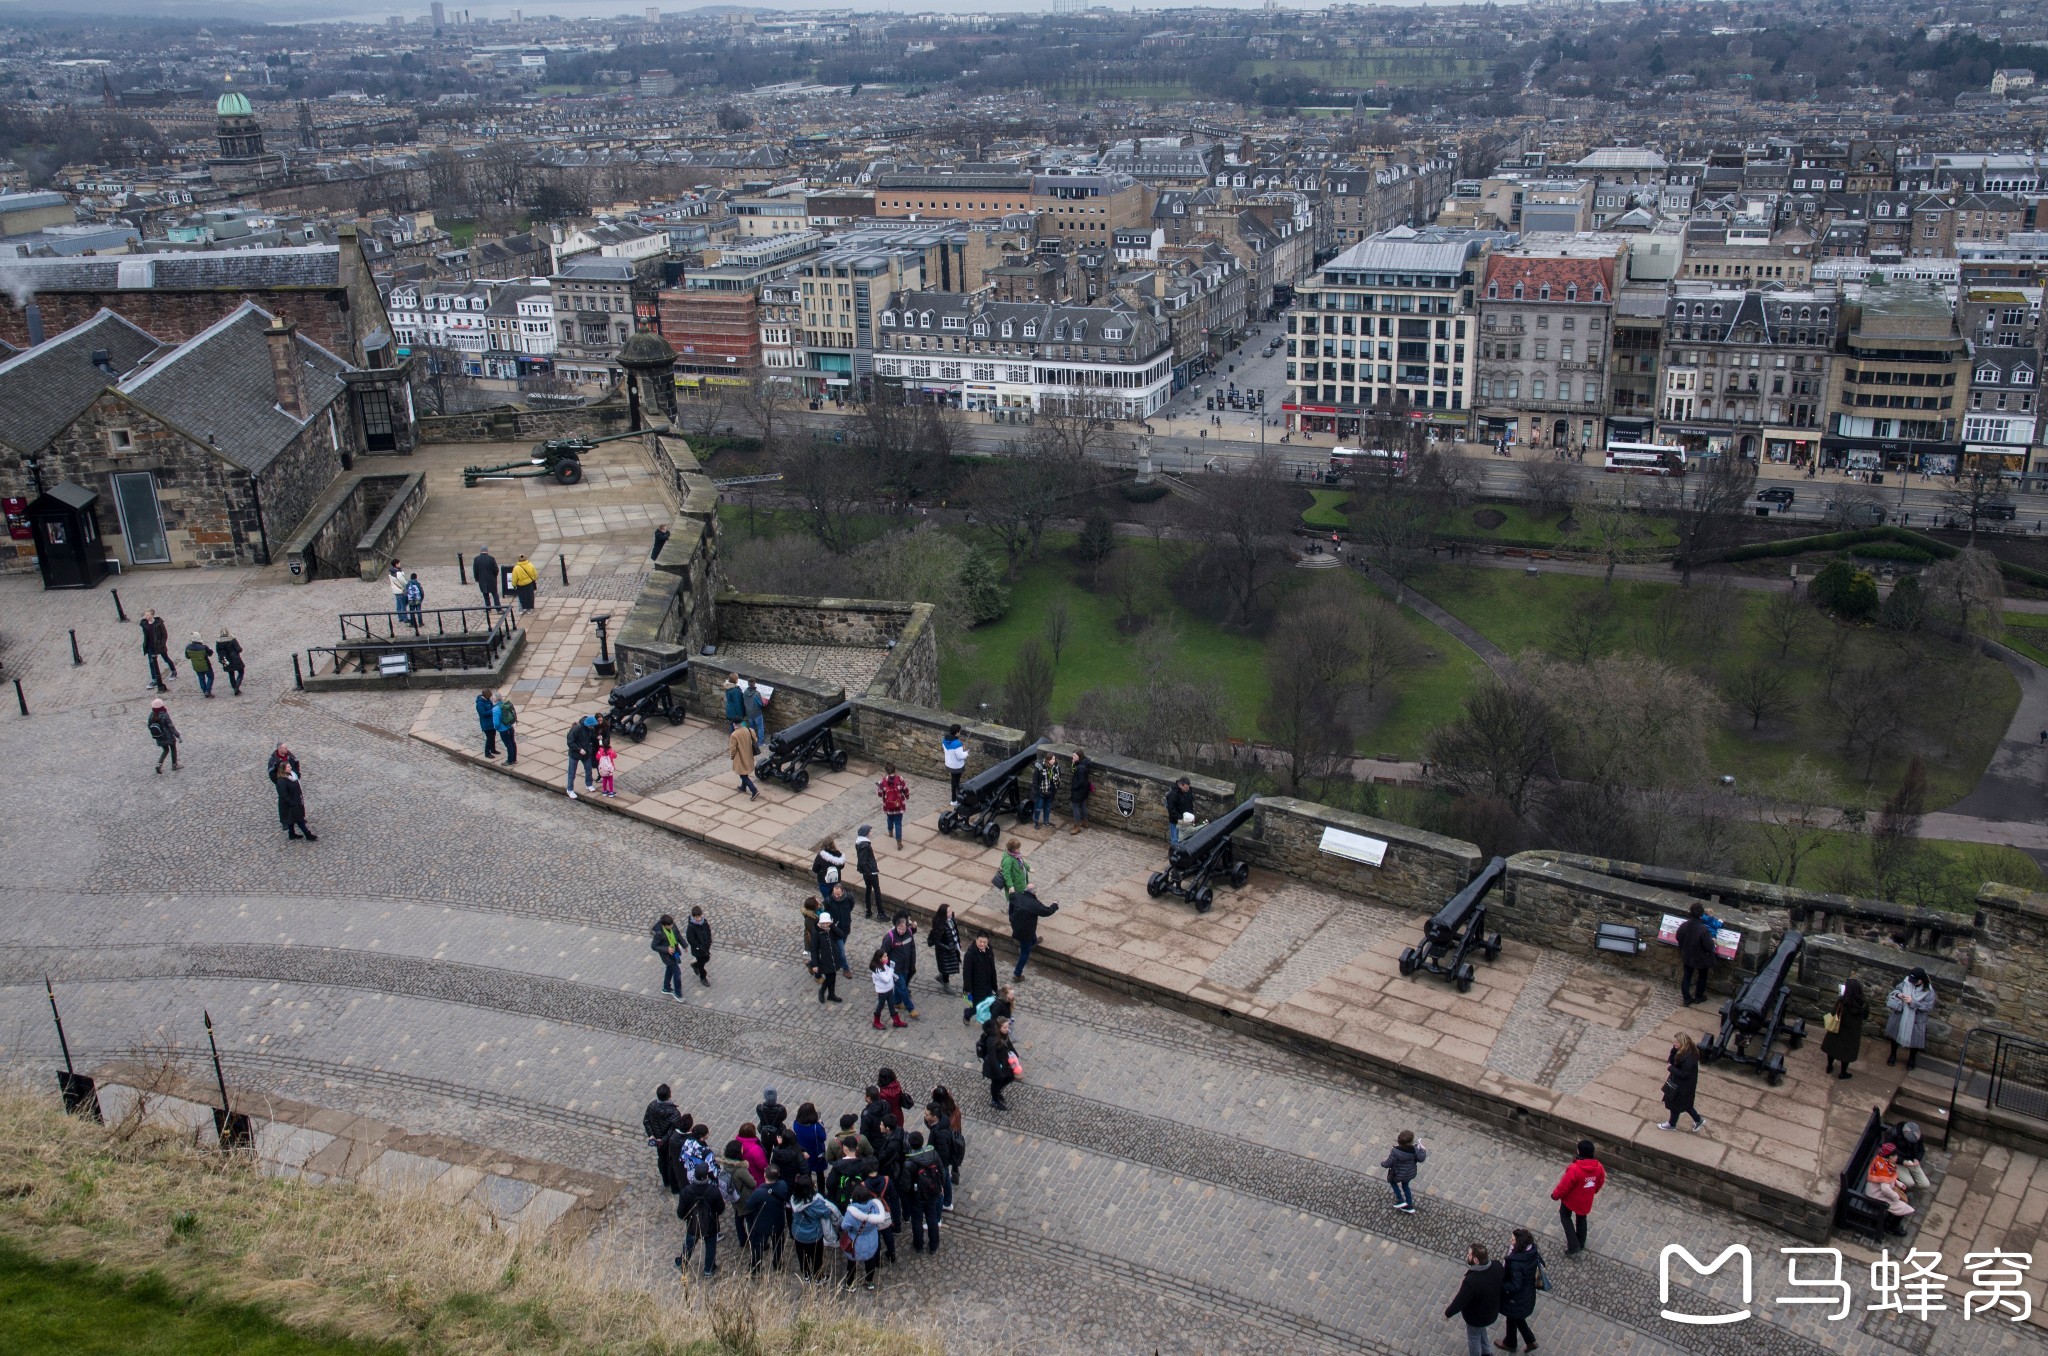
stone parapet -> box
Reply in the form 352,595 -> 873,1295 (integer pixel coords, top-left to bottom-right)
1248,796 -> 1483,913
686,657 -> 843,736
843,697 -> 1025,781
1030,739 -> 1237,842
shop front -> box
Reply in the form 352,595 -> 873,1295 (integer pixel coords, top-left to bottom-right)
1478,415 -> 1518,446
1762,429 -> 1819,466
1286,401 -> 1337,435
1660,425 -> 1733,458
1963,442 -> 2029,475
1820,434 -> 1961,476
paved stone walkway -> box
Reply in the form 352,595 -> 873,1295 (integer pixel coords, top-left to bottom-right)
0,532 -> 2042,1353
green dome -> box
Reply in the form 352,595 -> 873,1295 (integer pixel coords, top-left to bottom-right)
217,90 -> 252,118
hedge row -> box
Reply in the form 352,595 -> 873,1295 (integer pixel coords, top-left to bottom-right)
1714,525 -> 2048,591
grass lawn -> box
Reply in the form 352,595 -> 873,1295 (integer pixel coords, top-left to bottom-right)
1406,563 -> 2017,809
2003,617 -> 2048,667
1780,829 -> 2042,910
0,1241 -> 395,1356
942,538 -> 1479,758
1434,501 -> 1679,549
1303,490 -> 1350,528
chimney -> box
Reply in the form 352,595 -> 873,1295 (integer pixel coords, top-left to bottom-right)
24,301 -> 45,348
265,319 -> 306,418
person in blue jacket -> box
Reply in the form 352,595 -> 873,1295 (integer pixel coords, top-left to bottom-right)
476,687 -> 500,759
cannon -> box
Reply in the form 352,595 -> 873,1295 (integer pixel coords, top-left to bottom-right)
936,741 -> 1043,847
755,701 -> 852,790
1699,930 -> 1806,1085
1399,856 -> 1506,993
607,659 -> 689,742
462,426 -> 667,488
1147,797 -> 1257,913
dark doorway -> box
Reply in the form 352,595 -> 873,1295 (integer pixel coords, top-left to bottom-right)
359,388 -> 397,453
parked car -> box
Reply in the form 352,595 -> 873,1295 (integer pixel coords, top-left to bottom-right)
1757,487 -> 1796,505
1981,502 -> 2019,521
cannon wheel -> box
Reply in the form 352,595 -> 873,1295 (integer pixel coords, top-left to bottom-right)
665,705 -> 686,727
937,811 -> 957,834
1454,963 -> 1475,994
1484,933 -> 1503,962
1146,872 -> 1167,898
1229,860 -> 1250,888
829,749 -> 848,772
979,820 -> 1001,848
620,714 -> 648,743
555,458 -> 583,485
1698,1038 -> 1722,1063
786,768 -> 807,791
1193,886 -> 1213,914
1766,1056 -> 1787,1087
1398,947 -> 1419,977
755,758 -> 775,779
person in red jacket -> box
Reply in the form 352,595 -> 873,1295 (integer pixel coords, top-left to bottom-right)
1550,1138 -> 1607,1256
876,763 -> 911,848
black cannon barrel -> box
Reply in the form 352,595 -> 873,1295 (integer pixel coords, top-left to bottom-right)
1732,930 -> 1803,1026
769,700 -> 854,752
1168,796 -> 1258,872
609,659 -> 691,708
957,740 -> 1044,801
1425,856 -> 1508,943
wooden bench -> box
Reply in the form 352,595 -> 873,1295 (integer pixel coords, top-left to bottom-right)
1832,1106 -> 1892,1241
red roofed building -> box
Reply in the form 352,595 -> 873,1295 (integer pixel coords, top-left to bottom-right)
1473,247 -> 1621,454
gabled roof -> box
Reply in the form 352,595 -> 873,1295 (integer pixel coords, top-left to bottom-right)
0,309 -> 160,455
0,245 -> 340,297
1482,254 -> 1615,299
118,301 -> 349,473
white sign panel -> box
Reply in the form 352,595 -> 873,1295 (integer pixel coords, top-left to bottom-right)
1319,826 -> 1388,867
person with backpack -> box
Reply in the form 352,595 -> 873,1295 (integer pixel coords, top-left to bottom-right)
214,629 -> 246,696
684,905 -> 713,987
1498,1227 -> 1546,1353
1549,1139 -> 1606,1256
812,839 -> 846,901
740,679 -> 767,746
840,1184 -> 888,1291
565,714 -> 599,799
979,1016 -> 1019,1110
787,1174 -> 840,1280
876,763 -> 910,847
475,688 -> 501,760
493,693 -> 519,765
642,1084 -> 684,1192
183,634 -> 217,698
403,572 -> 425,627
674,1165 -> 725,1277
942,724 -> 968,805
961,933 -> 999,1025
651,914 -> 684,1000
721,674 -> 746,732
754,1088 -> 789,1135
1444,1241 -> 1506,1356
904,1131 -> 946,1253
1381,1129 -> 1427,1213
926,903 -> 962,994
146,698 -> 181,773
720,1139 -> 756,1247
854,826 -> 883,919
924,1102 -> 964,1211
793,1102 -> 830,1177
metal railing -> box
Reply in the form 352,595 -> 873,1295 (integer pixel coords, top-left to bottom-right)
1943,1027 -> 2048,1147
338,605 -> 510,641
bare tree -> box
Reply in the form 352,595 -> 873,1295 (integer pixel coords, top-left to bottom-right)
1869,755 -> 1928,891
779,437 -> 868,553
723,531 -> 839,596
1070,627 -> 1229,769
1029,392 -> 1137,463
854,525 -> 972,642
1756,584 -> 1813,659
1073,509 -> 1117,587
1425,673 -> 1558,817
1825,659 -> 1914,783
1585,481 -> 1645,586
1000,639 -> 1057,738
1526,653 -> 1722,795
1260,580 -> 1367,792
1042,600 -> 1072,669
1941,471 -> 2014,544
1355,594 -> 1420,699
1726,662 -> 1794,729
1101,549 -> 1149,630
677,382 -> 736,445
1552,592 -> 1618,663
1521,457 -> 1580,519
1823,484 -> 1886,531
413,340 -> 477,415
1186,448 -> 1299,626
1671,451 -> 1758,584
1751,758 -> 1839,886
1923,548 -> 2004,637
1351,490 -> 1437,603
734,367 -> 797,451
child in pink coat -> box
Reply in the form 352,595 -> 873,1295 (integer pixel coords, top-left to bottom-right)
595,741 -> 617,797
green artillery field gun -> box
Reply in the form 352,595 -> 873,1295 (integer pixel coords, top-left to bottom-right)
461,425 -> 670,488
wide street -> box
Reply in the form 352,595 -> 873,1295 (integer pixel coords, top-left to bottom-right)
0,445 -> 2038,1355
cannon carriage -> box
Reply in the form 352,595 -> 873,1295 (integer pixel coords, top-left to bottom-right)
755,701 -> 853,790
462,426 -> 666,488
1146,798 -> 1257,913
607,660 -> 689,741
1699,930 -> 1806,1085
936,742 -> 1043,847
1399,857 -> 1506,992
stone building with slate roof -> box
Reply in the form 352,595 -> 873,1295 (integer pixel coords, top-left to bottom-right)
0,302 -> 367,571
0,230 -> 414,459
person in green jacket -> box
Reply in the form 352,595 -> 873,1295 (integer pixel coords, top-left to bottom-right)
183,633 -> 216,698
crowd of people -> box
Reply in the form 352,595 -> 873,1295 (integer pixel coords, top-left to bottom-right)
642,1076 -> 966,1289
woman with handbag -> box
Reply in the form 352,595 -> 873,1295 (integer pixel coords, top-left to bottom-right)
979,1016 -> 1019,1111
1822,976 -> 1869,1080
1885,968 -> 1936,1070
1498,1227 -> 1546,1353
926,903 -> 963,993
1656,1033 -> 1704,1133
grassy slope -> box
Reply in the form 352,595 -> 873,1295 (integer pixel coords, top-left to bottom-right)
941,536 -> 1480,759
1786,828 -> 2044,896
1407,563 -> 2017,808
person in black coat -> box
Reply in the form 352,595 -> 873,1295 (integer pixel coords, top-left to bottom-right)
268,743 -> 315,840
854,826 -> 883,920
1822,976 -> 1869,1080
214,630 -> 246,696
1658,1033 -> 1704,1132
1067,748 -> 1094,834
1444,1242 -> 1505,1352
1164,776 -> 1196,847
675,1166 -> 726,1277
926,904 -> 962,993
472,547 -> 500,610
643,1085 -> 684,1191
139,609 -> 175,691
1498,1228 -> 1545,1353
1674,903 -> 1717,1007
979,1016 -> 1018,1110
684,906 -> 713,986
755,1087 -> 789,1134
1007,891 -> 1058,980
961,934 -> 999,1024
